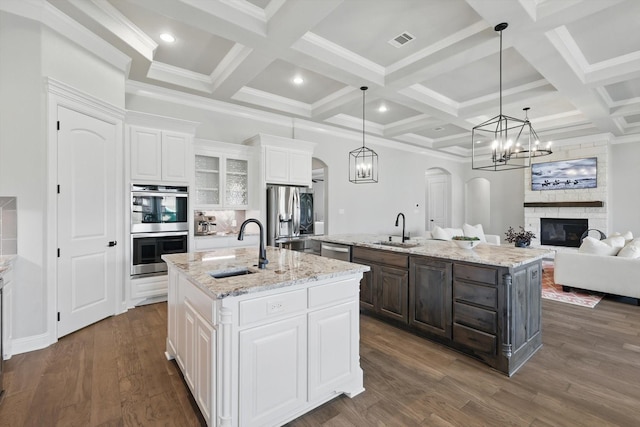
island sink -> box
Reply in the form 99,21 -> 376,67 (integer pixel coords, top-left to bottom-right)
375,240 -> 421,248
208,267 -> 254,279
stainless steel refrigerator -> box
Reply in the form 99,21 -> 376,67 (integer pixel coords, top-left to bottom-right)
266,185 -> 314,246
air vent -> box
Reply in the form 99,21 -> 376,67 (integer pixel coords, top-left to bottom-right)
389,32 -> 415,48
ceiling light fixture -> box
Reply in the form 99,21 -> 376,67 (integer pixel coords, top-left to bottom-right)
471,22 -> 552,171
160,33 -> 175,43
378,104 -> 387,113
349,86 -> 378,184
293,75 -> 304,85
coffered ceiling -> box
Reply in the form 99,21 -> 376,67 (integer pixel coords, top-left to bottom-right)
46,0 -> 640,156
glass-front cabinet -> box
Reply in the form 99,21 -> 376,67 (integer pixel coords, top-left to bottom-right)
193,141 -> 251,209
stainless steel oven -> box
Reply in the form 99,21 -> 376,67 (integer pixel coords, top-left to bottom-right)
131,232 -> 188,276
131,184 -> 189,277
131,184 -> 188,233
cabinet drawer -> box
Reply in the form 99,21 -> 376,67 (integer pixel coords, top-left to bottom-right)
308,278 -> 359,309
453,281 -> 497,310
453,302 -> 497,334
353,247 -> 408,269
453,323 -> 496,355
454,264 -> 497,285
239,289 -> 306,326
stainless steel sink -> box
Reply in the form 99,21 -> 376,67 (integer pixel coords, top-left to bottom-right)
374,241 -> 421,248
208,267 -> 254,279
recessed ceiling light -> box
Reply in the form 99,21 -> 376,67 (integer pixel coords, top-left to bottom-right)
378,104 -> 387,113
160,33 -> 175,43
293,76 -> 304,85
433,127 -> 444,131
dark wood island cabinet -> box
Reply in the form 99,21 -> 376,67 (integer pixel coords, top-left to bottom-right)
315,235 -> 551,376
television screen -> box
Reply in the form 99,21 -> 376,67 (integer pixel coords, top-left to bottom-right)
531,157 -> 597,191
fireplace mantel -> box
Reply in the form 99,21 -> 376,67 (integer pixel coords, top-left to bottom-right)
524,201 -> 604,208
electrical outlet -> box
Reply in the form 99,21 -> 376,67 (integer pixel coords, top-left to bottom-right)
268,301 -> 284,313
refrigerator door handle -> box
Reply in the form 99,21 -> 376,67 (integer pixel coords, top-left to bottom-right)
292,187 -> 301,237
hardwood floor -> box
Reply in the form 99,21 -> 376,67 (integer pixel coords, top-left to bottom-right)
1,293 -> 639,426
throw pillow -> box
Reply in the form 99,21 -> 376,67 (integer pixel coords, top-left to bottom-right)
579,236 -> 622,256
610,231 -> 634,243
602,235 -> 626,250
462,223 -> 487,242
617,238 -> 640,259
432,226 -> 452,241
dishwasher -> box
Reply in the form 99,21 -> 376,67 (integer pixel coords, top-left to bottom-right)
320,242 -> 352,262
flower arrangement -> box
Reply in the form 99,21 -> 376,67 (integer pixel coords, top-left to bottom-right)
505,226 -> 536,247
452,236 -> 480,241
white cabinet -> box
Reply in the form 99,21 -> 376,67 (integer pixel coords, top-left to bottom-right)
244,134 -> 315,187
239,315 -> 307,427
130,126 -> 190,183
264,145 -> 312,186
193,141 -> 252,209
165,265 -> 364,426
308,300 -> 359,400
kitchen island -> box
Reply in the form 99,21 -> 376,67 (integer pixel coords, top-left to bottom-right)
163,247 -> 369,427
314,234 -> 554,376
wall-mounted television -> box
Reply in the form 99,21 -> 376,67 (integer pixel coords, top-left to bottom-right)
531,157 -> 597,191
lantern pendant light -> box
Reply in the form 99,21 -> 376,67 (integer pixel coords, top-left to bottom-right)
349,86 -> 378,183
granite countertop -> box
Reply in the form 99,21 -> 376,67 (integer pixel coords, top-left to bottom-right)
0,255 -> 17,279
312,234 -> 554,268
163,247 -> 369,299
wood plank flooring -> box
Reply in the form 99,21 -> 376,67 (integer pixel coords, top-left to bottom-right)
1,293 -> 640,426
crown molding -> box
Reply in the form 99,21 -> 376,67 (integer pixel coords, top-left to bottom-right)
45,77 -> 125,119
125,110 -> 199,134
68,0 -> 157,61
232,87 -> 312,117
292,32 -> 385,86
210,43 -> 253,92
147,61 -> 212,93
1,0 -> 131,75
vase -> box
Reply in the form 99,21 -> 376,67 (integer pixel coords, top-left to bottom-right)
515,239 -> 530,248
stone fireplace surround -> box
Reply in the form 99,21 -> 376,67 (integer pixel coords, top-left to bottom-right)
524,139 -> 609,248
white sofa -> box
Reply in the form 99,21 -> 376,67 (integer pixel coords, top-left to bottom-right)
554,233 -> 640,302
425,224 -> 501,245
554,251 -> 640,301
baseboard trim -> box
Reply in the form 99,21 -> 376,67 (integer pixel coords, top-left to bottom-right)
11,332 -> 54,356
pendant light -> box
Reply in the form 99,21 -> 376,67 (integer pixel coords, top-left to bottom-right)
349,86 -> 378,183
471,23 -> 552,171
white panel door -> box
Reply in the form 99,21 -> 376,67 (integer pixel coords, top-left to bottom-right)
426,174 -> 450,230
239,315 -> 307,427
57,106 -> 116,338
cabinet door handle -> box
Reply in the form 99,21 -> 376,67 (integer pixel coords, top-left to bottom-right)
108,241 -> 117,247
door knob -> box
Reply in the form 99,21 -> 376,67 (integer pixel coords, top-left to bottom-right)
108,241 -> 117,247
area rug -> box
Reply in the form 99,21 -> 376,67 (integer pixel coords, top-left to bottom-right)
542,261 -> 603,308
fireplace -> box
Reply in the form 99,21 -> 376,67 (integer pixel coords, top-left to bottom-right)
540,218 -> 588,247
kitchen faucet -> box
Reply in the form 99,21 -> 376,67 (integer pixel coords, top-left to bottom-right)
238,218 -> 269,269
395,212 -> 407,243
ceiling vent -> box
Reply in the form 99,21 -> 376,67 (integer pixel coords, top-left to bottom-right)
389,32 -> 415,48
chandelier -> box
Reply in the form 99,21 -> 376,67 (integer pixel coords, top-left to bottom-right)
471,23 -> 552,171
349,86 -> 378,183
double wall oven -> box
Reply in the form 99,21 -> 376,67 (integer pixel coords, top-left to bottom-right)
131,184 -> 188,276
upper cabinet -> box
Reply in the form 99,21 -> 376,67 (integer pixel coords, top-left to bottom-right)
245,134 -> 316,187
193,140 -> 253,209
127,112 -> 198,184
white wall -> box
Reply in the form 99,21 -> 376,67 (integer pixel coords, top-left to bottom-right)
611,141 -> 640,236
0,12 -> 125,345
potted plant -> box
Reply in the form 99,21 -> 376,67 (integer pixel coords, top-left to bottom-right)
452,235 -> 481,249
505,226 -> 536,247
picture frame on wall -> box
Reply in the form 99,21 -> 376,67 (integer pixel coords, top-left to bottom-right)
531,157 -> 597,191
